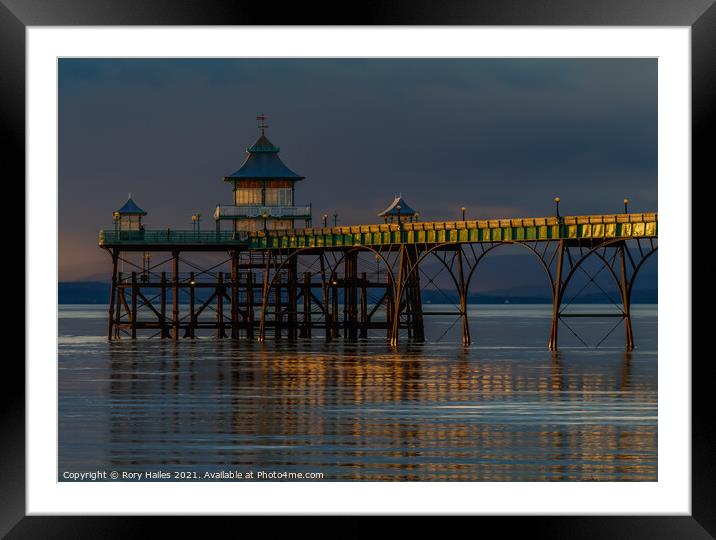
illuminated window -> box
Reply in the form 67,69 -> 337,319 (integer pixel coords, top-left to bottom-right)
265,188 -> 292,206
120,215 -> 141,231
235,188 -> 262,205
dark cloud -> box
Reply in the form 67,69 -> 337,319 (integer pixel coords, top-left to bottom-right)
59,58 -> 657,280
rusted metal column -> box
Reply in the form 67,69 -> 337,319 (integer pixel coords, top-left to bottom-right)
107,249 -> 119,340
216,272 -> 225,338
172,250 -> 180,341
456,247 -> 471,346
300,271 -> 312,338
160,272 -> 167,339
548,240 -> 565,351
619,245 -> 635,351
359,271 -> 368,338
130,271 -> 138,339
231,251 -> 239,339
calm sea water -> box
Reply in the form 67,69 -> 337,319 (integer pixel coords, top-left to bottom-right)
58,304 -> 657,481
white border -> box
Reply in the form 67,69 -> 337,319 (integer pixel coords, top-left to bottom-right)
28,27 -> 690,515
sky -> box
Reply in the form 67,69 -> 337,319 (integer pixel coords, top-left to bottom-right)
58,58 -> 657,281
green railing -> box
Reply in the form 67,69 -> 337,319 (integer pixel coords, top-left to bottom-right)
99,229 -> 248,245
99,213 -> 657,249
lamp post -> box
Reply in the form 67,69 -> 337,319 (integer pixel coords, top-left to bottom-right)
554,197 -> 561,218
396,204 -> 402,223
262,210 -> 269,233
461,206 -> 466,221
323,213 -> 328,228
624,198 -> 629,214
191,213 -> 201,234
142,252 -> 151,282
112,211 -> 120,233
333,211 -> 338,227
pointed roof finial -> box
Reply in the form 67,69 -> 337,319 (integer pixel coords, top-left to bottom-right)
256,113 -> 269,135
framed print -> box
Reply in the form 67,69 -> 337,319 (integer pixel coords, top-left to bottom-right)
5,0 -> 713,535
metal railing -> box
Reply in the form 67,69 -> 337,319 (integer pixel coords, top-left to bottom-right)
99,229 -> 249,245
214,205 -> 312,220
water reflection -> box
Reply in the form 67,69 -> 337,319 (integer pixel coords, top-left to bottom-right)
66,334 -> 657,481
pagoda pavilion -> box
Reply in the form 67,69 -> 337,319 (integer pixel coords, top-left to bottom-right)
214,116 -> 312,233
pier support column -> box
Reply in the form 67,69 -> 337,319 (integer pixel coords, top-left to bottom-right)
107,249 -> 118,340
130,271 -> 138,339
405,247 -> 424,343
246,269 -> 254,340
456,247 -> 471,346
548,240 -> 565,351
390,247 -> 406,347
345,251 -> 358,341
188,271 -> 196,338
359,271 -> 368,339
172,250 -> 179,341
114,272 -> 123,340
160,272 -> 168,339
619,245 -> 635,351
231,251 -> 239,339
386,271 -> 394,342
287,256 -> 298,341
300,271 -> 312,338
216,272 -> 226,338
320,254 -> 331,342
258,252 -> 271,343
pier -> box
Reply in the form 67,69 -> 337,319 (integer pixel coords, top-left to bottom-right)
98,118 -> 656,350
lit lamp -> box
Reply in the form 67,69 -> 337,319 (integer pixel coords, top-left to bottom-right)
554,197 -> 561,218
191,213 -> 201,233
112,211 -> 120,232
396,204 -> 402,223
461,206 -> 466,221
262,210 -> 269,232
623,198 -> 629,214
323,213 -> 328,228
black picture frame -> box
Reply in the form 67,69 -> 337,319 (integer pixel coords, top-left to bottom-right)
5,0 -> 712,535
